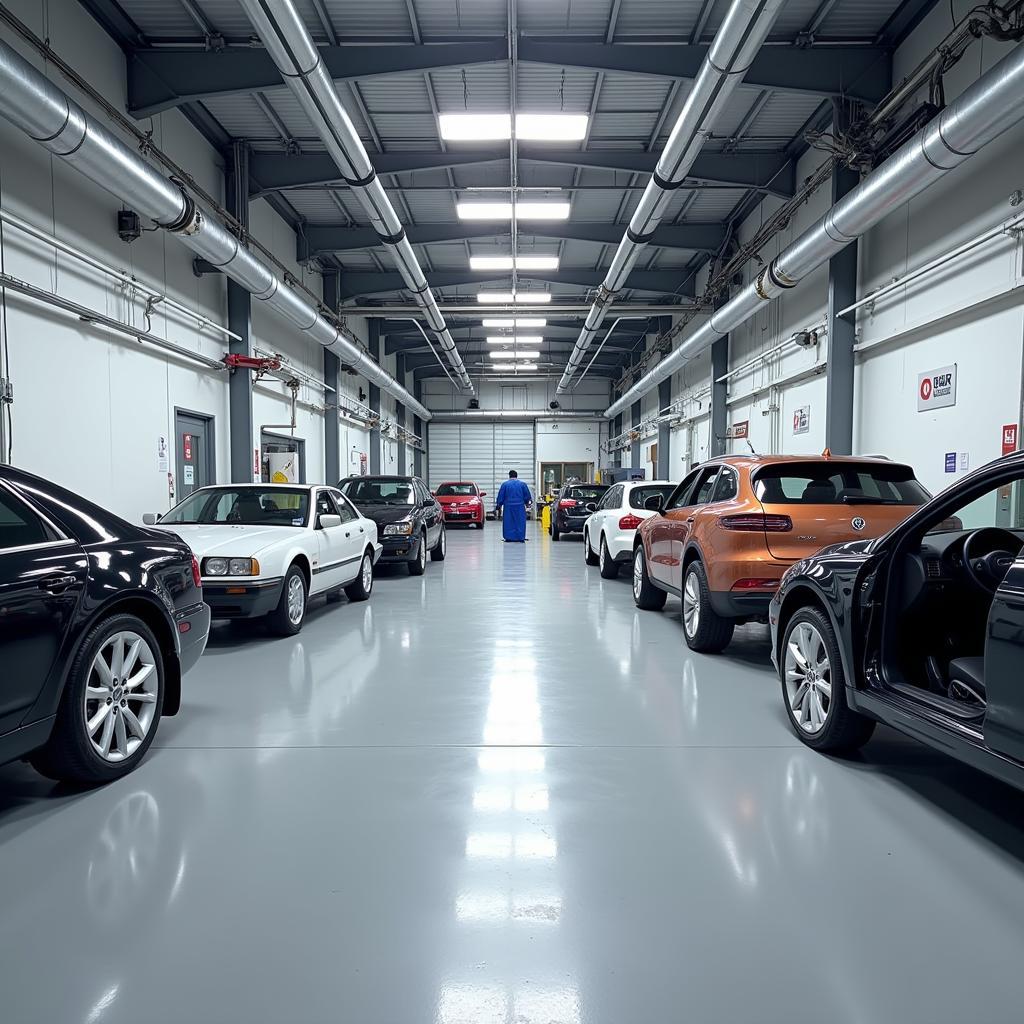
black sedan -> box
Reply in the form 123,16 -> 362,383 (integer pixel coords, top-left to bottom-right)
0,466 -> 210,783
551,483 -> 609,541
770,449 -> 1024,791
339,474 -> 445,575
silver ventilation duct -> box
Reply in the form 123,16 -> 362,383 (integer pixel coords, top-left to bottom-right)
0,39 -> 432,422
428,409 -> 604,421
238,0 -> 474,394
556,0 -> 785,394
605,39 -> 1024,419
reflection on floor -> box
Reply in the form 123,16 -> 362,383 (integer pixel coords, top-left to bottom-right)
3,524 -> 1024,1023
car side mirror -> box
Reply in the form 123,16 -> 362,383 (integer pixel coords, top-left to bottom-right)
421,498 -> 434,508
319,513 -> 342,530
142,512 -> 161,525
480,491 -> 487,497
644,495 -> 664,512
585,502 -> 598,513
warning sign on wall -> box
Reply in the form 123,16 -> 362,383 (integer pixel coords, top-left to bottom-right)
917,364 -> 957,412
792,406 -> 810,435
183,433 -> 193,461
1002,423 -> 1019,455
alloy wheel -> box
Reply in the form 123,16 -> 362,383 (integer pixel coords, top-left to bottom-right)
440,529 -> 446,556
287,573 -> 305,625
361,554 -> 373,593
633,550 -> 643,599
84,631 -> 158,763
682,569 -> 701,637
784,621 -> 832,733
600,541 -> 607,573
419,537 -> 427,570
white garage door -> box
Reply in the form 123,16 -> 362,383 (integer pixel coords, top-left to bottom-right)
427,422 -> 536,501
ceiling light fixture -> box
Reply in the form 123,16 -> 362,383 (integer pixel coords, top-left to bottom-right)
490,351 -> 541,360
512,362 -> 539,370
439,113 -> 589,142
457,202 -> 572,221
486,336 -> 543,345
470,255 -> 559,271
476,292 -> 552,304
481,319 -> 547,328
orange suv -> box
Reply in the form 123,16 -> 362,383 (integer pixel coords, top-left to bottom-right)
632,455 -> 929,652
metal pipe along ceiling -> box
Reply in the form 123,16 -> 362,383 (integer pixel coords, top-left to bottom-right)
238,0 -> 474,394
605,38 -> 1024,420
0,39 -> 432,422
428,410 -> 603,420
555,0 -> 786,395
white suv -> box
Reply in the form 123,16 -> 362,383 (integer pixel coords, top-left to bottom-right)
583,480 -> 678,579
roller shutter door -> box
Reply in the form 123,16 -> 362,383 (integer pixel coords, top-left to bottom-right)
495,423 -> 535,498
426,422 -> 536,501
426,423 -> 461,488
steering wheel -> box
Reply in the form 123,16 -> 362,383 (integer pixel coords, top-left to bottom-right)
962,528 -> 1023,594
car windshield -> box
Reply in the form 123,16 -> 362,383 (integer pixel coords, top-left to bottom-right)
753,463 -> 930,506
567,487 -> 607,502
629,485 -> 675,510
436,483 -> 477,496
342,478 -> 415,505
161,488 -> 309,527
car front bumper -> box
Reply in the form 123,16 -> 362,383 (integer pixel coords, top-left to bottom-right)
176,600 -> 211,675
441,506 -> 484,524
202,577 -> 284,619
378,533 -> 423,562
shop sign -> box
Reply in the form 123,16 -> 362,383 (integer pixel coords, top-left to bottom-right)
917,364 -> 957,411
731,420 -> 749,439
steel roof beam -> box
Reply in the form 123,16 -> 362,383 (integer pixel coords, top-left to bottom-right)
338,269 -> 694,299
300,221 -> 725,259
127,40 -> 890,117
251,149 -> 795,197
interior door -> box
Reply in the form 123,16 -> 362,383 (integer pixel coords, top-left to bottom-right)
983,554 -> 1024,762
0,485 -> 86,731
175,411 -> 214,499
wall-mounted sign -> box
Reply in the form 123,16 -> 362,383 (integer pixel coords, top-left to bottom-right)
157,435 -> 168,473
254,448 -> 261,482
182,432 -> 193,462
793,406 -> 810,435
1002,423 -> 1019,455
183,465 -> 195,485
945,452 -> 957,473
917,364 -> 957,411
731,420 -> 749,439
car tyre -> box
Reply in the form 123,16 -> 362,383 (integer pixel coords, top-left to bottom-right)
478,518 -> 485,530
681,561 -> 734,653
31,613 -> 165,784
431,525 -> 447,561
584,530 -> 599,565
632,546 -> 667,611
345,549 -> 374,602
599,536 -> 619,579
409,533 -> 427,576
268,563 -> 307,636
781,607 -> 875,752
552,523 -> 560,541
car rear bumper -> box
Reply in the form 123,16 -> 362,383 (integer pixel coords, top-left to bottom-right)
202,578 -> 284,619
554,514 -> 590,534
176,600 -> 211,674
708,590 -> 775,621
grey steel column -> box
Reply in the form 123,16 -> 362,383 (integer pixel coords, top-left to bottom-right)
630,400 -> 641,470
413,376 -> 424,477
368,320 -> 382,473
226,142 -> 253,482
825,103 -> 859,454
322,270 -> 341,484
711,336 -> 729,456
612,413 -> 623,469
395,353 -> 406,475
657,378 -> 671,478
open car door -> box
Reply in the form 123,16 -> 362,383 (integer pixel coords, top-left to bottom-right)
983,552 -> 1024,762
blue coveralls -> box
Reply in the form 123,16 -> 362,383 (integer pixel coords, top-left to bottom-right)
494,478 -> 532,542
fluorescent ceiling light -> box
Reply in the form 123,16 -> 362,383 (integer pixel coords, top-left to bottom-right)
477,292 -> 552,304
513,363 -> 539,370
457,202 -> 571,221
440,113 -> 589,142
487,336 -> 543,345
481,319 -> 547,328
490,351 -> 540,360
470,255 -> 559,271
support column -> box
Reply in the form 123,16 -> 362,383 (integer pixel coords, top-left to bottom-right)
226,142 -> 253,482
657,378 -> 671,478
322,270 -> 341,484
630,400 -> 641,470
612,413 -> 623,469
710,335 -> 729,457
413,377 -> 425,478
395,353 -> 406,475
825,101 -> 859,455
368,320 -> 382,473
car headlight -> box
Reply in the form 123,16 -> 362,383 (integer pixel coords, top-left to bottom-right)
202,557 -> 260,576
384,521 -> 414,536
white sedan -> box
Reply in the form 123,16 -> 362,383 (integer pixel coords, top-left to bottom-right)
144,484 -> 382,635
583,480 -> 678,579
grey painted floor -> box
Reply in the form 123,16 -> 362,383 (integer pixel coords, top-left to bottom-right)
3,523 -> 1024,1023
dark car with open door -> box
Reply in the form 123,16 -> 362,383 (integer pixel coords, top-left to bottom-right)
770,449 -> 1024,792
339,475 -> 446,575
0,465 -> 210,784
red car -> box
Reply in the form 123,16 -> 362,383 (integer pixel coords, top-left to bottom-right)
433,481 -> 487,528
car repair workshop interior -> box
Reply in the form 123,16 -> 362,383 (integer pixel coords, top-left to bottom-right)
3,0 -> 1024,1021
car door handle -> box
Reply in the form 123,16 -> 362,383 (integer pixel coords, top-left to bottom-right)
345,532 -> 351,538
39,574 -> 76,593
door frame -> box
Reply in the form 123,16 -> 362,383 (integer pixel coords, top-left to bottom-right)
261,430 -> 307,484
174,407 -> 216,496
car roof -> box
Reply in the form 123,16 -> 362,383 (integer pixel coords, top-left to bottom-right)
436,481 -> 476,485
192,482 -> 315,490
623,479 -> 675,486
711,454 -> 913,470
342,475 -> 415,482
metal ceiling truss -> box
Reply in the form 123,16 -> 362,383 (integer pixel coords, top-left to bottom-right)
126,39 -> 892,117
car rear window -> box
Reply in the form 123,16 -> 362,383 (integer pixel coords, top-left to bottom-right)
567,486 -> 607,502
436,483 -> 477,496
629,485 -> 675,510
753,462 -> 929,506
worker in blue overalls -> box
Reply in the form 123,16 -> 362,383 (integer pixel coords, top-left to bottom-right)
494,470 -> 533,542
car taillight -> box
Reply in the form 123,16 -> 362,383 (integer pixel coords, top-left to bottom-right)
719,513 -> 792,532
559,498 -> 577,509
618,514 -> 643,530
731,578 -> 781,590
191,554 -> 202,589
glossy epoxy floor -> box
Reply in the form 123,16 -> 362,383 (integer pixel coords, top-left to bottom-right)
3,526 -> 1024,1023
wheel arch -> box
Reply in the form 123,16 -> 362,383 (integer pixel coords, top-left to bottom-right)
776,583 -> 855,690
